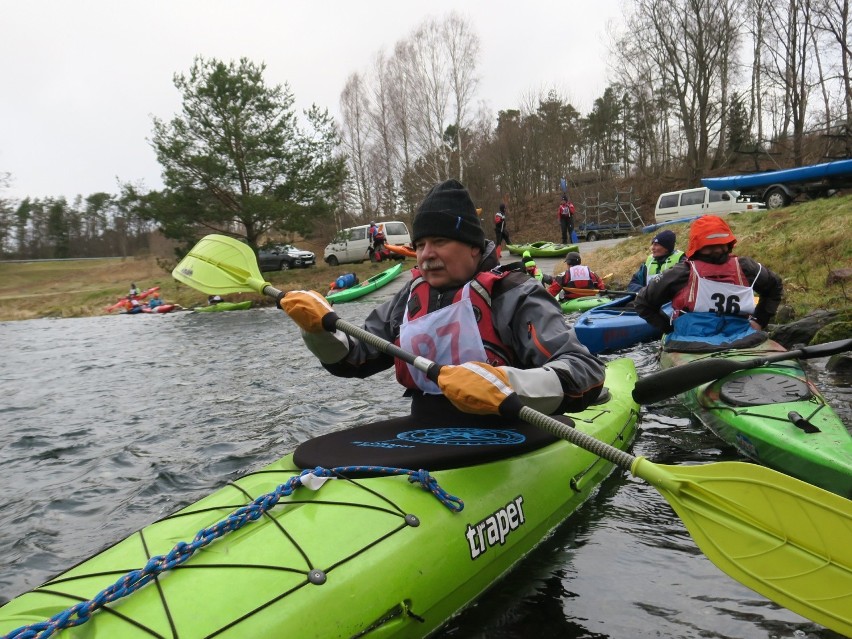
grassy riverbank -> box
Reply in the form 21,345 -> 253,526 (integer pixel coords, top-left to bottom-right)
0,196 -> 850,323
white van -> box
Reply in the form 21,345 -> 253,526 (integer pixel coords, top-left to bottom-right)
654,187 -> 764,224
323,221 -> 411,266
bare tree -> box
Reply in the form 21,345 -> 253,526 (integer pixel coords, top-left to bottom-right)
744,0 -> 769,145
442,12 -> 480,181
339,72 -> 376,218
761,0 -> 817,163
812,0 -> 852,125
370,51 -> 401,217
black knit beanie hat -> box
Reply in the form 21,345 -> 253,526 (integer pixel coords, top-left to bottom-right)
412,179 -> 486,249
652,229 -> 677,253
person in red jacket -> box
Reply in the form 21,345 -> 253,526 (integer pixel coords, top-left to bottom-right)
547,252 -> 605,300
557,195 -> 576,244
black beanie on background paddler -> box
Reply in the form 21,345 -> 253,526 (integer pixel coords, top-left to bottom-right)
412,179 -> 486,249
652,229 -> 677,253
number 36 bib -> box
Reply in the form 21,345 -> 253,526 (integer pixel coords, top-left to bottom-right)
693,270 -> 757,317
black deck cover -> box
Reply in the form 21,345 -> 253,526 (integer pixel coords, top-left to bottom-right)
293,414 -> 569,474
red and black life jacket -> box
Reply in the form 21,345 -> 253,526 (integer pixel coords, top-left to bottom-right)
393,269 -> 516,390
672,257 -> 748,316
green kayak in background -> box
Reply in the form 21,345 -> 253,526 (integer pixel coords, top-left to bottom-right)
193,300 -> 253,312
506,241 -> 578,257
0,358 -> 640,638
660,339 -> 852,498
326,262 -> 404,303
561,295 -> 614,313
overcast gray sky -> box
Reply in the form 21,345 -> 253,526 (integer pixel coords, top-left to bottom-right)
1,1 -> 623,200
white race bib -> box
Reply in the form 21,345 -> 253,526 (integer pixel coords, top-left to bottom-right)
399,284 -> 488,394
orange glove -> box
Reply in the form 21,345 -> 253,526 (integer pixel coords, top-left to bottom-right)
279,290 -> 337,333
437,362 -> 516,415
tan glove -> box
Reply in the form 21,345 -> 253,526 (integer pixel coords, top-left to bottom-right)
437,362 -> 515,415
279,290 -> 336,333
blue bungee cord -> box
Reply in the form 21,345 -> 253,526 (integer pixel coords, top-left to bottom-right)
3,465 -> 463,639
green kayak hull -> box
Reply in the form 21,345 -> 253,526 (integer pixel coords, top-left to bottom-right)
506,242 -> 578,257
193,300 -> 253,312
326,263 -> 404,303
0,359 -> 639,639
662,340 -> 852,498
561,295 -> 613,313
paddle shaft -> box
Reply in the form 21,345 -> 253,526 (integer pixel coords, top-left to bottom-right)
337,316 -> 636,469
633,338 -> 852,404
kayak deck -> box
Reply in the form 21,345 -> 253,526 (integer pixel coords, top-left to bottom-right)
0,359 -> 639,638
575,298 -> 668,354
662,342 -> 852,498
507,242 -> 578,257
561,295 -> 612,313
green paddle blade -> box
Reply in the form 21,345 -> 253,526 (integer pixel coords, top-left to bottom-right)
632,458 -> 852,636
172,235 -> 270,296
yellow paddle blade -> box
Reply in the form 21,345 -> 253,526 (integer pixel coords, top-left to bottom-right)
172,235 -> 271,296
632,458 -> 852,636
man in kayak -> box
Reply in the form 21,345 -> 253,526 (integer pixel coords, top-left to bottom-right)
627,230 -> 686,292
547,252 -> 606,300
282,179 -> 605,422
634,215 -> 783,352
147,292 -> 164,308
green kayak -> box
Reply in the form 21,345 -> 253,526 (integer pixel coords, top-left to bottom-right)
506,241 -> 578,257
192,300 -> 253,312
660,340 -> 852,498
561,295 -> 614,313
325,263 -> 404,303
0,359 -> 639,639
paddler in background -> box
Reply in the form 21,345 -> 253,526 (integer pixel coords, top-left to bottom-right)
281,178 -> 605,423
129,283 -> 140,297
547,252 -> 606,300
626,229 -> 686,293
634,215 -> 783,352
522,250 -> 553,286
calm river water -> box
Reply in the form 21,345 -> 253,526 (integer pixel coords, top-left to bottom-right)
0,301 -> 849,639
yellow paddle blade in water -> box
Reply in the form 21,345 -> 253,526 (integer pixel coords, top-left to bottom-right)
633,458 -> 852,636
172,235 -> 270,295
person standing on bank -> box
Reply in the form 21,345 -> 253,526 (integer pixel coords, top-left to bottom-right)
627,230 -> 686,293
634,215 -> 783,352
281,179 -> 605,424
557,195 -> 576,244
494,203 -> 511,258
